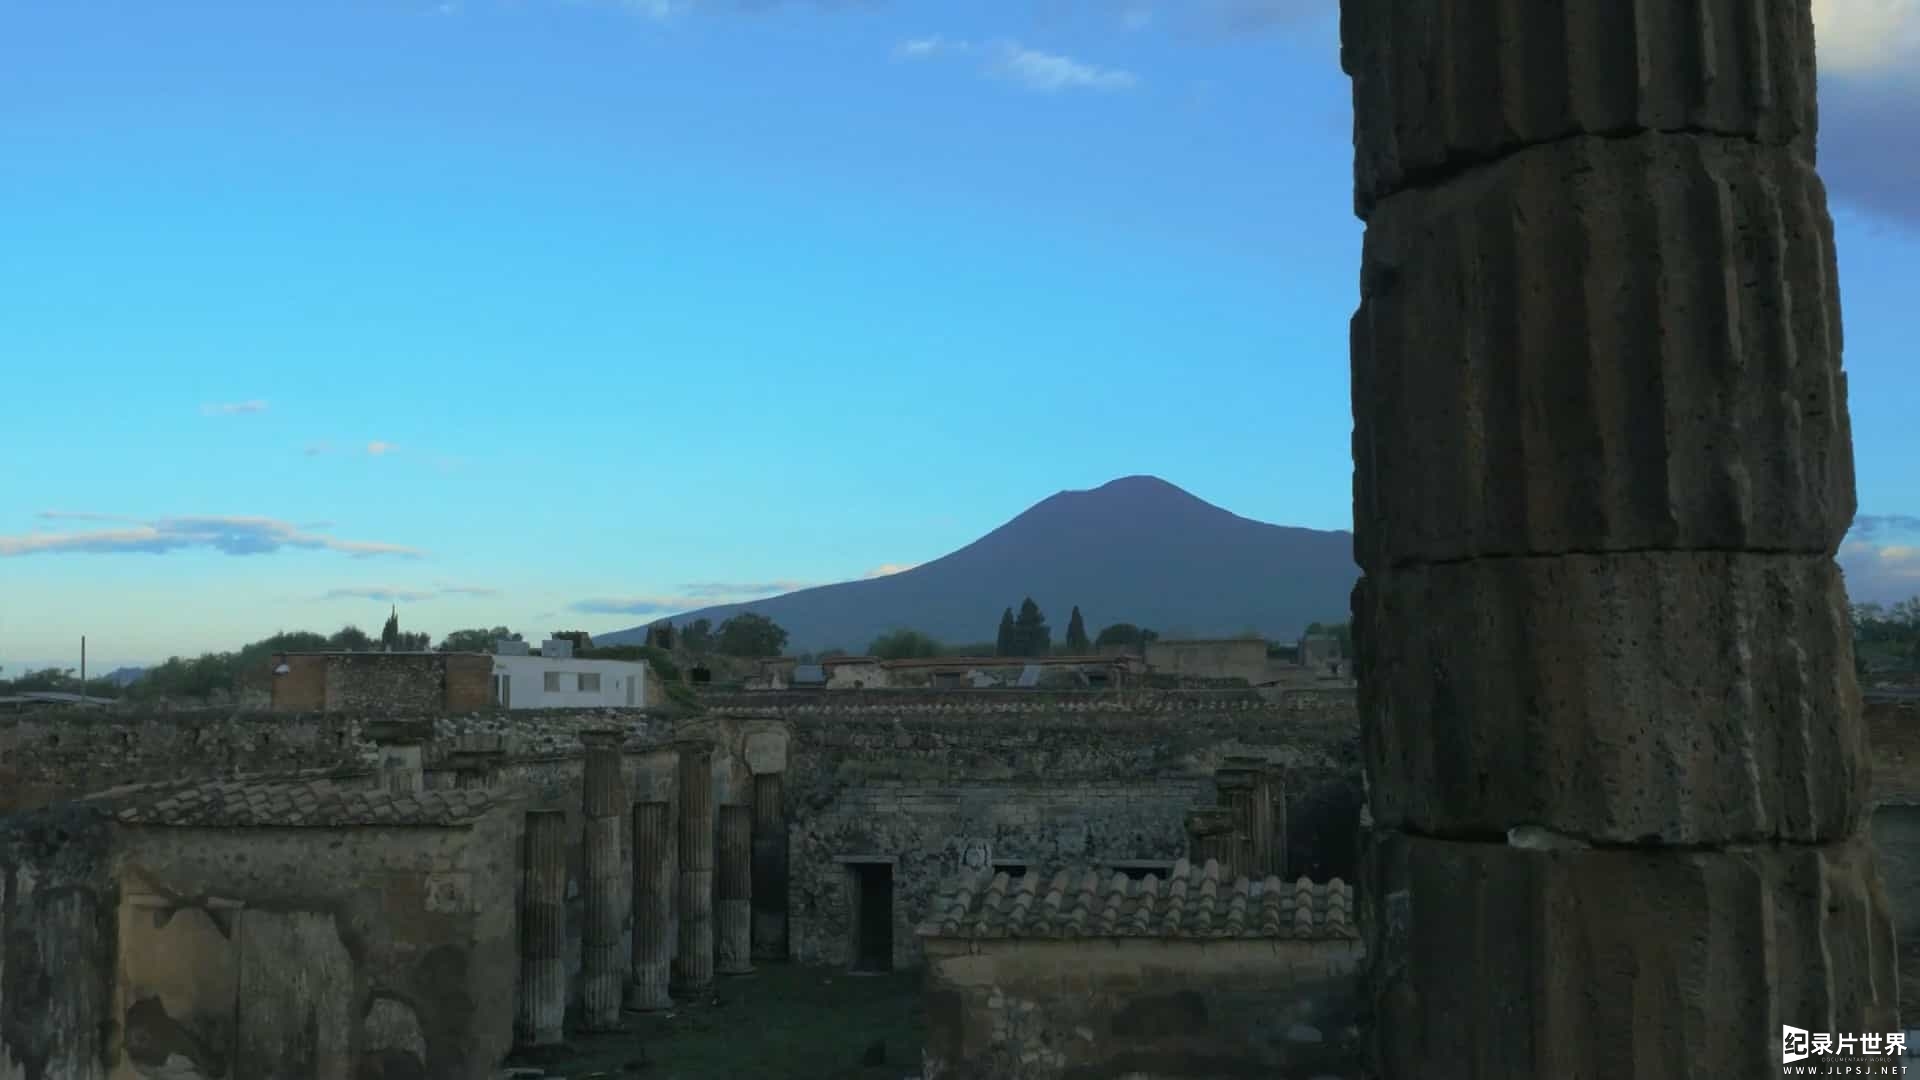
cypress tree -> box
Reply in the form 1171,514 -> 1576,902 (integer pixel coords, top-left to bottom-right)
1065,606 -> 1090,652
1013,597 -> 1050,658
995,608 -> 1016,656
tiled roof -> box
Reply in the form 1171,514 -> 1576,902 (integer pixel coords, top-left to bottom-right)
917,858 -> 1356,941
87,771 -> 503,828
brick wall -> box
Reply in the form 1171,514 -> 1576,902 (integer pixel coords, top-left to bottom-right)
269,653 -> 327,711
324,654 -> 451,712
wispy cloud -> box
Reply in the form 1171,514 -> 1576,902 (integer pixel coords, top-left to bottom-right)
898,36 -> 1138,93
570,595 -> 706,616
366,441 -> 398,456
991,42 -> 1138,92
1814,0 -> 1920,76
3,515 -> 422,559
1842,512 -> 1920,604
862,562 -> 918,578
37,510 -> 139,524
1853,514 -> 1920,538
323,586 -> 437,603
679,581 -> 809,598
894,35 -> 969,59
201,400 -> 268,416
318,582 -> 498,602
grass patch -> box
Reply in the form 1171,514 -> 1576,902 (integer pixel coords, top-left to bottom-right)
512,964 -> 924,1080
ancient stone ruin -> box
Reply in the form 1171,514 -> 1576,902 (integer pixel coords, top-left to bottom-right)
0,3 -> 1907,1076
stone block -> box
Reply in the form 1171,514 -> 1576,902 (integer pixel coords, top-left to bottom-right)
1339,0 -> 1817,213
1350,131 -> 1853,570
1355,552 -> 1867,844
1366,830 -> 1898,1080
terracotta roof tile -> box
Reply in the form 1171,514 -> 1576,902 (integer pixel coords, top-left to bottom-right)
87,772 -> 502,828
918,858 -> 1356,941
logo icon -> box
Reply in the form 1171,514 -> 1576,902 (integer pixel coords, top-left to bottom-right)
1783,1025 -> 1810,1064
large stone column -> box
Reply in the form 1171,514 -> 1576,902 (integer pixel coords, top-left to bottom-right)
716,804 -> 754,975
674,741 -> 715,995
1340,3 -> 1897,1075
751,772 -> 788,963
579,730 -> 628,1031
628,800 -> 675,1012
516,810 -> 566,1048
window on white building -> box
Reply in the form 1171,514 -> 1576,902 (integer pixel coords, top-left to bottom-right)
579,672 -> 601,692
544,671 -> 562,692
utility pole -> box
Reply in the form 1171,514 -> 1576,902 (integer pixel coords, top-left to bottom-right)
81,634 -> 86,693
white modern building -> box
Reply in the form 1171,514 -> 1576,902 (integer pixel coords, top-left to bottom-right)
489,638 -> 651,709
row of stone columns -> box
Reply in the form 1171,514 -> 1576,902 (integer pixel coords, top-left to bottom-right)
515,734 -> 788,1047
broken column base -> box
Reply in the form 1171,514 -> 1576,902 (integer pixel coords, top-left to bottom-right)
625,966 -> 673,1013
718,899 -> 754,976
1365,830 -> 1899,1079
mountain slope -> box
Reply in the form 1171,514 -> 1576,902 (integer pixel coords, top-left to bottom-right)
600,476 -> 1357,652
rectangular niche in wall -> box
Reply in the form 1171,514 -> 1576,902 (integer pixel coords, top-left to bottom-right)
836,855 -> 896,974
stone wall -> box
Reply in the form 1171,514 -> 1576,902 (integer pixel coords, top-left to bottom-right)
320,653 -> 491,713
921,937 -> 1366,1079
0,709 -> 367,814
271,652 -> 328,711
3,694 -> 1363,981
0,805 -> 118,1080
743,689 -> 1362,968
0,707 -> 677,815
1143,639 -> 1271,684
114,808 -> 522,1080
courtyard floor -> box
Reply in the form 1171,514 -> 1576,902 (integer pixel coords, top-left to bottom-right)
503,964 -> 926,1080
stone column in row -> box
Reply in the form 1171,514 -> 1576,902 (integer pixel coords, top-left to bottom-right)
1184,808 -> 1237,881
750,771 -> 788,963
716,804 -> 754,975
1225,756 -> 1282,880
580,729 -> 628,1031
515,810 -> 566,1048
1340,2 -> 1896,1074
1213,762 -> 1257,881
627,800 -> 675,1012
673,740 -> 715,995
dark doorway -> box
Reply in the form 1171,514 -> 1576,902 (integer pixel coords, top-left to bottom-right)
848,862 -> 894,973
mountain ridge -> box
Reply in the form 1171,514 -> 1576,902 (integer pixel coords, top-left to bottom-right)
599,476 -> 1358,651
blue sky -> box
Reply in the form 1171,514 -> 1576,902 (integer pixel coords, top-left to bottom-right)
3,0 -> 1917,671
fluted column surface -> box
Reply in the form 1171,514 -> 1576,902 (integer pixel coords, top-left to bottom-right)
628,800 -> 675,1011
1340,1 -> 1896,1075
515,810 -> 566,1048
674,742 -> 715,994
580,731 -> 627,1030
751,772 -> 789,963
717,804 -> 754,975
